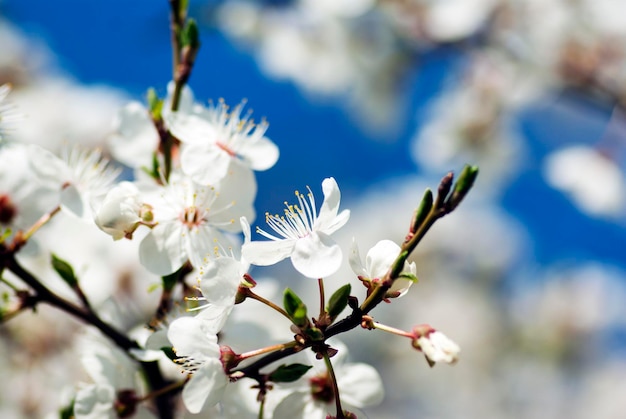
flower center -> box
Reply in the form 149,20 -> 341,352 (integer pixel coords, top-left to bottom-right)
0,194 -> 17,224
310,372 -> 334,404
180,206 -> 203,229
256,187 -> 318,241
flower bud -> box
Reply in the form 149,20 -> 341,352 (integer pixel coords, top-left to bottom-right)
412,325 -> 460,367
95,182 -> 146,240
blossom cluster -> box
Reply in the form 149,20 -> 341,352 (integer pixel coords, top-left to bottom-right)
0,34 -> 469,419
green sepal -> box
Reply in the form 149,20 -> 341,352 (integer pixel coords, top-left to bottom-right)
304,326 -> 325,341
51,254 -> 78,287
161,269 -> 181,293
178,0 -> 189,18
326,284 -> 351,320
389,250 -> 409,279
268,363 -> 312,383
161,346 -> 178,362
398,272 -> 418,284
58,398 -> 75,419
146,88 -> 163,120
0,228 -> 11,244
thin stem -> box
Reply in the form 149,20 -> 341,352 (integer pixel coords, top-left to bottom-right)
21,205 -> 61,243
318,277 -> 325,320
369,320 -> 413,339
246,289 -> 292,320
2,253 -> 174,419
238,341 -> 298,363
322,350 -> 344,419
0,276 -> 20,291
258,395 -> 265,419
138,379 -> 186,403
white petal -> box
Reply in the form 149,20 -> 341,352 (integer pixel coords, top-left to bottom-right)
74,383 -> 116,419
181,360 -> 228,413
336,363 -> 384,408
180,143 -> 230,185
238,135 -> 279,171
139,222 -> 187,275
110,102 -> 159,168
200,257 -> 242,305
366,240 -> 401,279
167,112 -> 216,145
348,238 -> 367,277
273,392 -> 326,419
168,316 -> 219,357
242,239 -> 295,266
291,232 -> 342,278
314,177 -> 342,231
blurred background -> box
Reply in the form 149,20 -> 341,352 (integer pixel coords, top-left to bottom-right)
2,0 -> 626,418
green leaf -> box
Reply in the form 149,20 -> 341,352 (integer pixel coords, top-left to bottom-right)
268,363 -> 312,383
284,288 -> 308,327
411,189 -> 433,233
283,288 -> 303,318
327,284 -> 351,319
51,254 -> 78,287
181,19 -> 200,49
453,165 -> 479,197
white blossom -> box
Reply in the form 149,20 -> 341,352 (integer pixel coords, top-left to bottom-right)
167,99 -> 279,186
242,177 -> 349,278
349,238 -> 417,298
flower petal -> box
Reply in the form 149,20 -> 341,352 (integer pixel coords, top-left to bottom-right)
139,222 -> 187,275
336,363 -> 384,408
242,238 -> 295,266
167,316 -> 219,357
181,360 -> 228,414
366,240 -> 401,279
180,142 -> 230,185
238,134 -> 279,171
291,232 -> 342,278
348,238 -> 367,277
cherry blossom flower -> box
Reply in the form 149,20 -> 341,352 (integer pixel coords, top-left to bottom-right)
139,168 -> 255,275
242,177 -> 350,278
28,145 -> 121,219
543,145 -> 626,217
74,335 -> 154,419
0,84 -> 22,140
412,326 -> 460,366
95,181 -> 153,240
109,83 -> 194,169
166,99 -> 279,185
273,341 -> 383,419
167,316 -> 229,414
349,238 -> 417,299
0,143 -> 58,233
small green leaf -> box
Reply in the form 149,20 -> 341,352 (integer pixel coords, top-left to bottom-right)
283,288 -> 303,318
284,288 -> 308,327
327,284 -> 351,320
51,254 -> 78,287
268,363 -> 312,383
411,189 -> 433,233
181,19 -> 200,49
453,165 -> 479,197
